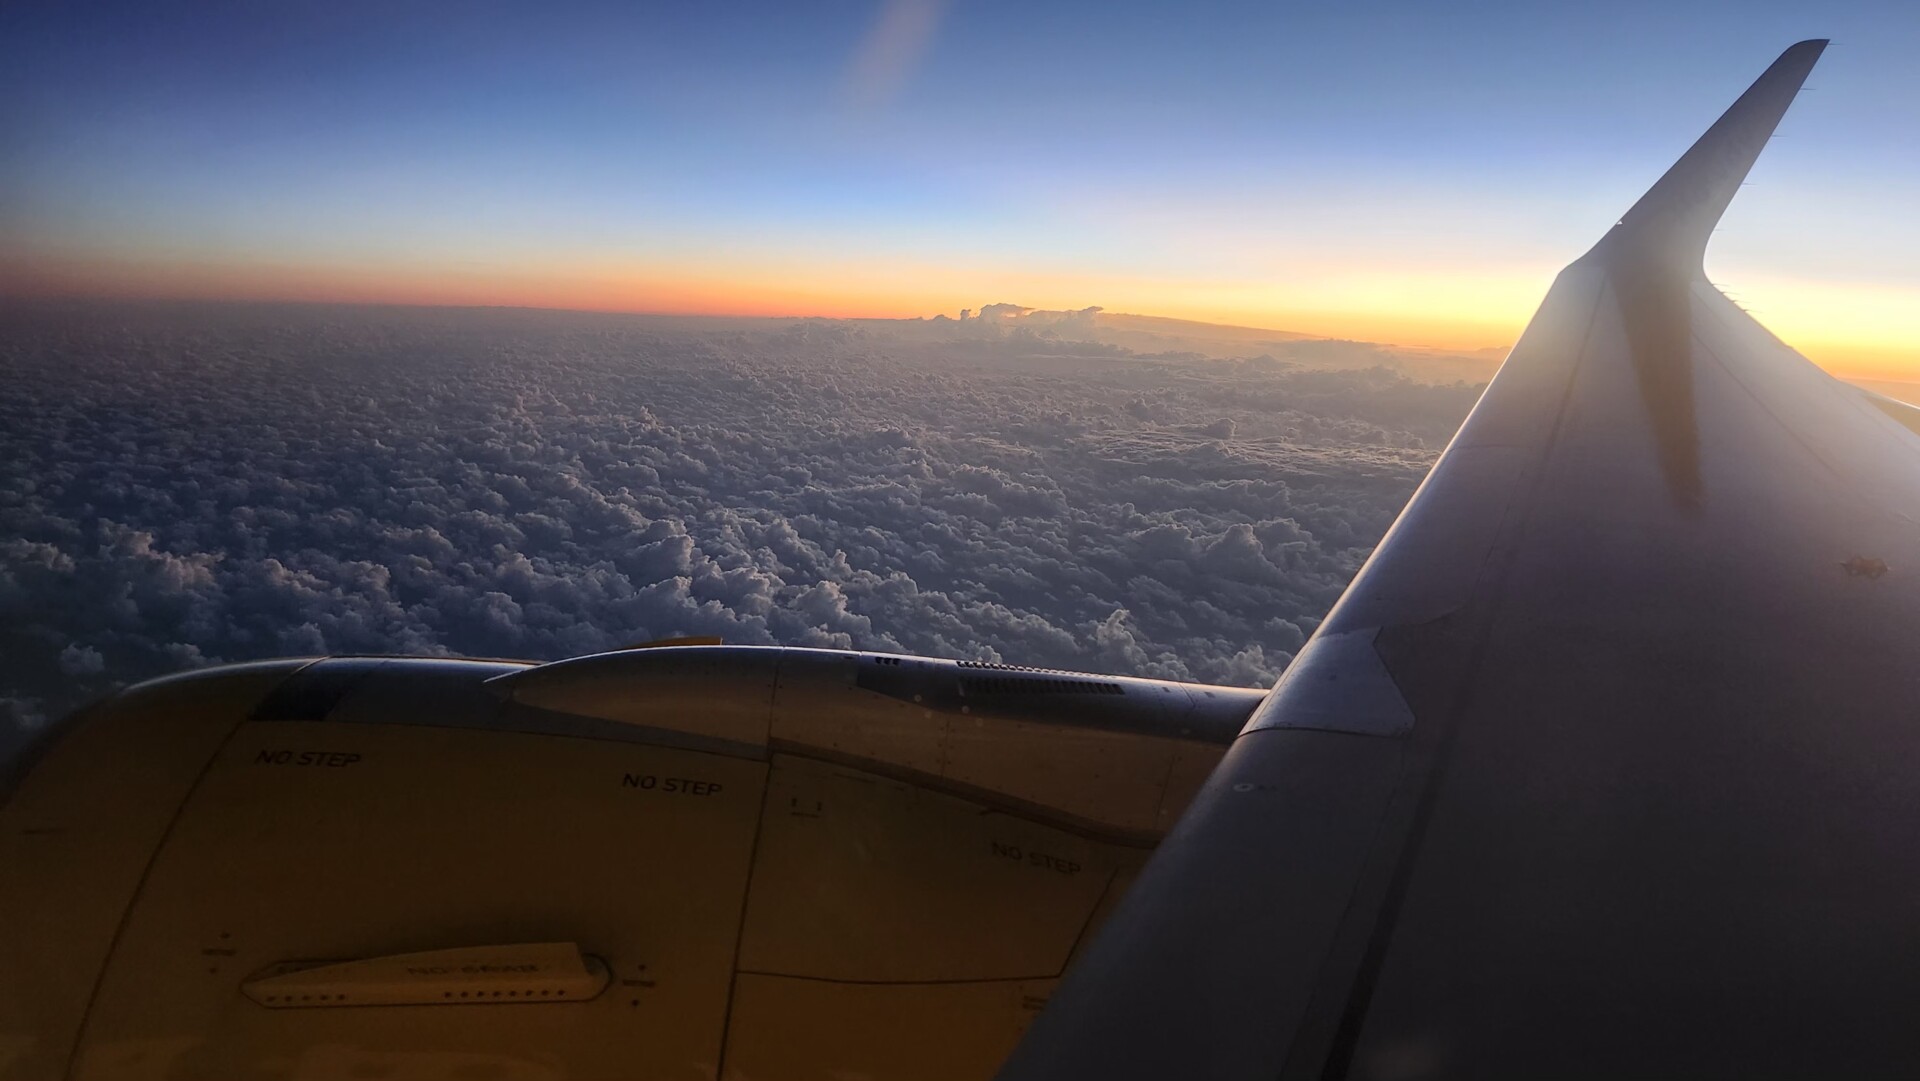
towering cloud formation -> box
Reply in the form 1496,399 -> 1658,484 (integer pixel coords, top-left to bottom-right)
0,302 -> 1481,757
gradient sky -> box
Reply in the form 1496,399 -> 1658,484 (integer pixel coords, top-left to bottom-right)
4,0 -> 1918,376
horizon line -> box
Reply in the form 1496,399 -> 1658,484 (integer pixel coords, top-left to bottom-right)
0,288 -> 1521,353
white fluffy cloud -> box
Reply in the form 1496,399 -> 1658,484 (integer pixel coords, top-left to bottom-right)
0,303 -> 1481,757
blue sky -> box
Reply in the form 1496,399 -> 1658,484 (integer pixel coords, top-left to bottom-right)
3,0 -> 1916,371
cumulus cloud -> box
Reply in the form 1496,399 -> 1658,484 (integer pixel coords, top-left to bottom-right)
0,301 -> 1481,749
57,643 -> 104,675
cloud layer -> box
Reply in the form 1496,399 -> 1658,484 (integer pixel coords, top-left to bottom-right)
0,302 -> 1480,756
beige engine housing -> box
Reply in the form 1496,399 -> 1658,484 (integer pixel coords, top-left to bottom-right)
0,646 -> 1260,1080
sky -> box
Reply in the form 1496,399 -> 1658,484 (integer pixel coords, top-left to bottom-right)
3,0 -> 1918,377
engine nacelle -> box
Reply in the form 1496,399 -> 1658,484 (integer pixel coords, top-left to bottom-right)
1,647 -> 1261,1080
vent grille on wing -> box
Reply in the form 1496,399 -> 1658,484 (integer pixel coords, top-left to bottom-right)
955,660 -> 1091,675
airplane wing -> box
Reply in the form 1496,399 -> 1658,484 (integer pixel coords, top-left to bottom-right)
1000,38 -> 1920,1080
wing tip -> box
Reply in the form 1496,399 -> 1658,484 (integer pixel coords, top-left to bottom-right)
1784,38 -> 1831,68
1585,39 -> 1827,276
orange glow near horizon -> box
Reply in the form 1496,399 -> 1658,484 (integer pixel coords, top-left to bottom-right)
6,250 -> 1918,383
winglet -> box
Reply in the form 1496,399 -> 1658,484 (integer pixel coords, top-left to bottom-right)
1585,39 -> 1826,277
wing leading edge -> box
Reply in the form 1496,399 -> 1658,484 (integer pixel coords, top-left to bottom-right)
1000,39 -> 1920,1080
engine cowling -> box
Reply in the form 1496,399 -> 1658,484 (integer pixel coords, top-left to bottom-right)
1,646 -> 1261,1080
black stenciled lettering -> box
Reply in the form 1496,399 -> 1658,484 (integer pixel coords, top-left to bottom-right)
255,749 -> 360,767
621,774 -> 723,795
993,841 -> 1082,875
